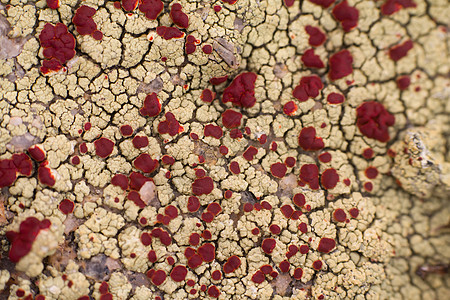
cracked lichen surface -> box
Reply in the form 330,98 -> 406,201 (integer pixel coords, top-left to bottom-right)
0,0 -> 449,299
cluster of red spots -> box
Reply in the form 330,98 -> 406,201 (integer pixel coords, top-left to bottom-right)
170,3 -> 189,28
6,217 -> 51,263
204,124 -> 223,139
332,0 -> 359,32
156,26 -> 184,40
299,164 -> 320,189
140,93 -> 161,117
283,101 -> 297,115
243,201 -> 272,213
321,168 -> 339,189
280,204 -> 303,220
156,205 -> 179,225
349,207 -> 359,218
151,228 -> 172,246
192,176 -> 214,195
0,153 -> 33,188
327,92 -> 345,104
365,166 -> 379,179
293,75 -> 323,102
134,153 -> 159,173
305,25 -> 326,46
381,0 -> 416,15
138,0 -> 163,19
356,101 -> 395,142
94,137 -> 115,158
229,161 -> 240,174
185,35 -> 197,54
73,5 -> 103,40
333,208 -> 347,222
389,40 -> 414,61
243,146 -> 258,161
147,269 -> 167,285
308,0 -> 335,8
362,148 -> 374,159
201,202 -> 222,223
328,50 -> 353,80
298,127 -> 324,151
38,161 -> 56,187
252,265 -> 279,284
270,162 -> 287,178
223,255 -> 242,274
46,0 -> 59,9
38,23 -> 76,74
396,75 -> 411,90
58,199 -> 75,215
158,112 -> 184,136
111,172 -> 154,208
202,44 -> 213,54
184,243 -> 215,269
98,281 -> 113,300
209,75 -> 228,85
222,72 -> 258,108
302,49 -> 325,68
201,88 -> 215,103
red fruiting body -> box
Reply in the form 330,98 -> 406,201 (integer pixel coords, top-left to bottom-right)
308,0 -> 335,8
28,145 -> 46,162
140,93 -> 161,117
343,178 -> 351,186
212,270 -> 222,280
59,199 -> 74,214
321,168 -> 339,189
293,75 -> 323,102
99,281 -> 109,294
165,205 -> 178,219
223,255 -> 242,273
283,101 -> 297,115
129,172 -> 152,190
151,270 -> 167,285
71,156 -> 80,165
229,129 -> 243,139
202,230 -> 212,239
301,49 -> 325,68
333,208 -> 347,222
208,286 -> 220,298
190,133 -> 199,140
260,265 -> 272,274
139,0 -> 163,20
229,161 -> 240,174
285,157 -> 296,168
38,23 -> 75,73
111,174 -> 129,190
158,112 -> 183,136
243,146 -> 258,161
6,217 -> 51,263
356,101 -> 395,142
280,205 -> 294,218
270,162 -> 287,178
332,0 -> 359,32
170,265 -> 188,282
251,270 -> 265,284
258,134 -> 267,144
204,124 -> 223,139
389,40 -> 413,61
156,26 -> 184,40
46,0 -> 59,9
93,29 -> 103,41
11,153 -> 32,176
313,260 -> 323,270
151,228 -> 172,245
189,233 -> 200,246
207,202 -> 222,215
299,164 -> 320,189
192,176 -> 214,195
128,191 -> 146,208
305,25 -> 327,46
299,244 -> 309,254
141,232 -> 152,246
121,0 -> 139,11
195,168 -> 206,178
362,148 -> 374,159
284,0 -> 295,7
243,203 -> 253,212
349,207 -> 359,218
201,88 -> 214,102
187,196 -> 200,212
269,224 -> 281,235
222,72 -> 257,108
170,3 -> 189,28
328,50 -> 353,80
40,59 -> 62,74
213,5 -> 222,12
299,127 -> 324,151
202,44 -> 213,54
298,222 -> 308,233
120,125 -> 133,136
100,294 -> 113,300
38,161 -> 55,186
291,210 -> 302,220
293,267 -> 303,279
254,203 -> 262,211
133,154 -> 159,173
209,75 -> 228,85
396,75 -> 411,90
185,35 -> 196,54
318,237 -> 336,253
198,243 -> 215,262
261,238 -> 276,254
224,190 -> 232,199
94,137 -> 114,158
147,250 -> 157,262
318,152 -> 332,163
73,6 -> 100,38
381,0 -> 416,16
327,92 -> 345,104
132,136 -> 149,149
221,0 -> 238,4
161,155 -> 175,165
286,245 -> 298,258
279,260 -> 290,272
365,166 -> 379,179
293,193 -> 306,207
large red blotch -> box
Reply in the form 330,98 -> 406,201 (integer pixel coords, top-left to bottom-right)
389,40 -> 413,61
381,0 -> 416,15
156,26 -> 184,40
158,112 -> 183,136
204,124 -> 223,139
12,153 -> 32,176
298,127 -> 324,151
133,154 -> 159,173
73,6 -> 99,36
321,168 -> 339,189
221,110 -> 242,129
139,0 -> 164,20
356,101 -> 395,142
6,217 -> 51,263
299,164 -> 319,190
192,177 -> 214,195
94,137 -> 114,158
301,49 -> 325,68
305,25 -> 326,47
222,72 -> 257,108
328,50 -> 353,80
170,3 -> 189,28
140,93 -> 161,117
292,75 -> 323,102
0,159 -> 17,188
223,255 -> 241,274
332,0 -> 359,32
38,23 -> 75,73
38,161 -> 55,186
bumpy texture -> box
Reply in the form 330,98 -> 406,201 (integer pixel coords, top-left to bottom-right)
0,0 -> 449,299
